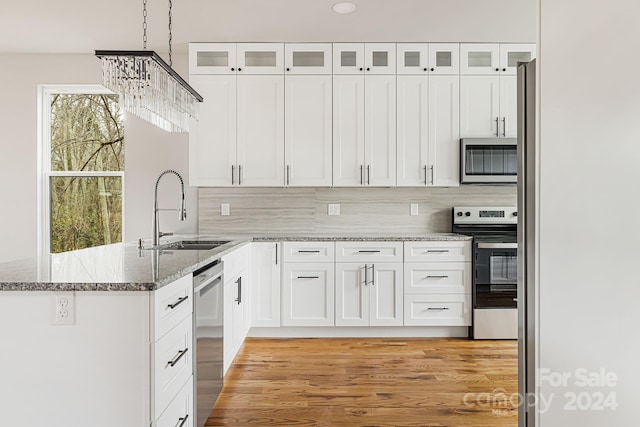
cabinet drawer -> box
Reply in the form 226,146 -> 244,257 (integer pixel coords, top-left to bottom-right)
154,274 -> 193,341
283,242 -> 334,262
222,244 -> 250,280
404,262 -> 471,294
153,315 -> 193,415
404,241 -> 471,262
335,242 -> 403,262
404,294 -> 471,326
155,375 -> 193,427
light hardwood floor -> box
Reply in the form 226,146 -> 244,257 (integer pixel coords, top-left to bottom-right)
206,338 -> 518,427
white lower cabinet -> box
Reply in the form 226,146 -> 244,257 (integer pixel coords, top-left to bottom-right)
251,242 -> 281,327
282,262 -> 335,326
404,294 -> 471,326
222,246 -> 251,374
335,262 -> 403,326
155,377 -> 193,427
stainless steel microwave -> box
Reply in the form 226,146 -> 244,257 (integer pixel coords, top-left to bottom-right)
460,138 -> 517,184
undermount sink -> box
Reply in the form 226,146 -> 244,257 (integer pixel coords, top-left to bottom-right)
151,240 -> 231,251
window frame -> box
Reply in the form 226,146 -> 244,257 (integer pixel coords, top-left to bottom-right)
38,85 -> 125,257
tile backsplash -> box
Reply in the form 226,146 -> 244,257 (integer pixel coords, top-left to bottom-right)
199,186 -> 516,236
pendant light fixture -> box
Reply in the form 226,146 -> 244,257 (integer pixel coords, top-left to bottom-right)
95,0 -> 203,133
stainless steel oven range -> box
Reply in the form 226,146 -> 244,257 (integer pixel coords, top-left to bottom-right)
452,206 -> 518,339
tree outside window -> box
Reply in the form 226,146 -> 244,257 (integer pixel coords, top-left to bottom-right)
43,88 -> 124,253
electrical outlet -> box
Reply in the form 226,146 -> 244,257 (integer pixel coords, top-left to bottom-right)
410,203 -> 419,216
53,292 -> 75,326
221,203 -> 230,216
328,204 -> 340,216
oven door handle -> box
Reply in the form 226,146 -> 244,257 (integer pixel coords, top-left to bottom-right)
477,242 -> 518,249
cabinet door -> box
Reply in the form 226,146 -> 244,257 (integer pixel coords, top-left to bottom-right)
335,263 -> 369,326
189,43 -> 236,75
499,43 -> 536,75
396,43 -> 429,75
333,75 -> 365,186
365,75 -> 397,186
429,75 -> 460,187
369,262 -> 403,326
500,75 -> 518,138
364,43 -> 396,75
236,75 -> 285,186
460,76 -> 500,137
285,43 -> 332,74
285,75 -> 333,186
333,43 -> 365,74
428,43 -> 460,75
460,43 -> 500,75
230,275 -> 245,356
251,243 -> 281,327
236,43 -> 284,74
188,75 -> 236,187
282,263 -> 335,326
397,75 -> 429,186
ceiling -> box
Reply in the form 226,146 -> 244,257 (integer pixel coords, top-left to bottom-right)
0,0 -> 536,54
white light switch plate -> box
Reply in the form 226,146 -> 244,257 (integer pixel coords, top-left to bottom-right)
221,203 -> 230,216
410,203 -> 419,216
328,204 -> 340,215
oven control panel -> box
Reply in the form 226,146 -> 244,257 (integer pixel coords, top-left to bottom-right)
453,207 -> 518,225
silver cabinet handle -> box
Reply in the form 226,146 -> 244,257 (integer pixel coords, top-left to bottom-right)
360,165 -> 364,185
275,243 -> 278,265
167,296 -> 188,309
495,117 -> 500,137
231,165 -> 235,185
426,275 -> 449,279
358,250 -> 381,253
178,415 -> 189,427
235,276 -> 242,304
286,165 -> 290,186
502,117 -> 506,137
364,264 -> 368,286
427,249 -> 449,253
367,165 -> 371,185
238,165 -> 242,185
297,276 -> 319,279
370,264 -> 375,286
430,165 -> 434,185
298,250 -> 321,253
427,307 -> 450,311
167,348 -> 188,367
423,165 -> 427,185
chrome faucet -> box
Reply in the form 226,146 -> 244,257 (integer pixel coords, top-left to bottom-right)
152,169 -> 187,247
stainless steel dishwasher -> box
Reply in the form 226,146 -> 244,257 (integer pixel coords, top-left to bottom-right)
193,259 -> 224,427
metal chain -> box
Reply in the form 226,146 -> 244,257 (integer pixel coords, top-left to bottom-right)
142,0 -> 148,50
168,0 -> 173,66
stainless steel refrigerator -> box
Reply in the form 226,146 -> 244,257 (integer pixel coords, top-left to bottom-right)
517,59 -> 537,427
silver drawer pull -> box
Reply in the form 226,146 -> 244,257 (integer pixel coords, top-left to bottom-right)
297,250 -> 321,253
426,275 -> 449,279
358,250 -> 381,253
426,307 -> 450,311
426,250 -> 449,253
178,414 -> 189,427
297,276 -> 319,279
168,348 -> 188,367
167,296 -> 188,309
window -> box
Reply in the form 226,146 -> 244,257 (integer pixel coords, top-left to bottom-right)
39,86 -> 124,254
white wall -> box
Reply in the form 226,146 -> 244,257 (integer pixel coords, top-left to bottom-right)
0,53 -> 197,262
538,0 -> 640,425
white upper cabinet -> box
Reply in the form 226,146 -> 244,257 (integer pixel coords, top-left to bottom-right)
460,43 -> 500,75
461,43 -> 536,75
285,43 -> 332,74
397,75 -> 459,187
189,43 -> 237,75
397,44 -> 459,75
333,43 -> 396,74
285,75 -> 333,186
459,75 -> 500,137
236,75 -> 285,186
236,43 -> 284,74
499,44 -> 536,75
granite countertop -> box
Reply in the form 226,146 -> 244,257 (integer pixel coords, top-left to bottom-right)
0,233 -> 470,292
